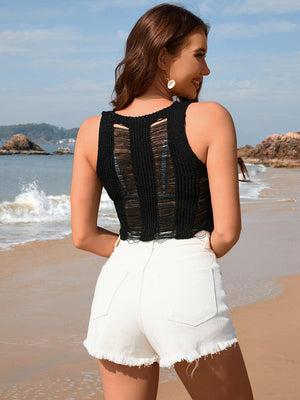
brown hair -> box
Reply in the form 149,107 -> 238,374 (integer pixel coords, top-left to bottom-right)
110,3 -> 210,110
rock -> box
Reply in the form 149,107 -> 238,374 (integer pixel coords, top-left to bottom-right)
53,147 -> 73,155
236,145 -> 254,158
0,134 -> 50,155
237,131 -> 300,168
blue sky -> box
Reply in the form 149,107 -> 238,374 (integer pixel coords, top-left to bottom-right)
0,0 -> 299,146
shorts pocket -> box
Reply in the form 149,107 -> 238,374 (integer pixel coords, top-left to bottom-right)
91,267 -> 129,320
165,268 -> 218,327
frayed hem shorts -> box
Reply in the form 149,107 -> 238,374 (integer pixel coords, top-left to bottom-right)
83,230 -> 238,369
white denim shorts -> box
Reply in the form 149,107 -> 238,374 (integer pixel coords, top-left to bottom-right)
83,230 -> 238,370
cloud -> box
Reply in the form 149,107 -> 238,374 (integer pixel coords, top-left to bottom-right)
211,20 -> 299,38
6,56 -> 117,76
202,51 -> 300,103
197,0 -> 214,15
0,80 -> 115,128
203,78 -> 297,102
223,0 -> 300,15
88,0 -> 154,12
0,27 -> 124,58
116,29 -> 129,40
0,5 -> 74,21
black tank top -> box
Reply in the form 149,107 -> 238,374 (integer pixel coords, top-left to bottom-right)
97,100 -> 214,242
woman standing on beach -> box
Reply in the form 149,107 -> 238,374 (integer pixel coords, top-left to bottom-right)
71,3 -> 254,399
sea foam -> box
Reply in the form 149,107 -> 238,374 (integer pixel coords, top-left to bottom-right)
0,164 -> 283,250
0,182 -> 70,224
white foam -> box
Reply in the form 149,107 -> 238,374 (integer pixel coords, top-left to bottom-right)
0,182 -> 70,224
0,164 -> 282,249
239,163 -> 273,203
0,181 -> 117,250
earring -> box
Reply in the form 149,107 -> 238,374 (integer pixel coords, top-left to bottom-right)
167,79 -> 175,89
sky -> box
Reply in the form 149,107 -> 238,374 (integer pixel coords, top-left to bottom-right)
0,0 -> 299,146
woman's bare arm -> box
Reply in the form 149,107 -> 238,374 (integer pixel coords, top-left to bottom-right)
70,116 -> 119,258
204,102 -> 242,258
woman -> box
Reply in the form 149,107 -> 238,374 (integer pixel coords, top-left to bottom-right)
71,3 -> 254,399
238,157 -> 251,182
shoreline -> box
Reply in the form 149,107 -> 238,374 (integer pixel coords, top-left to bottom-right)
0,194 -> 296,253
242,157 -> 300,168
1,160 -> 299,309
1,164 -> 300,253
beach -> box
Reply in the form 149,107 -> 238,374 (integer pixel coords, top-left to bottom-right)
0,166 -> 299,399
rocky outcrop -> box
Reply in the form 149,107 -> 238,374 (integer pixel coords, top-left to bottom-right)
237,132 -> 300,168
53,147 -> 73,155
0,134 -> 50,155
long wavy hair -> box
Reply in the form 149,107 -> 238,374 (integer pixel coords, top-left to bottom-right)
110,3 -> 210,110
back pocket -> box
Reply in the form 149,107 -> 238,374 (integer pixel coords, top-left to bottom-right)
164,268 -> 218,326
91,267 -> 129,320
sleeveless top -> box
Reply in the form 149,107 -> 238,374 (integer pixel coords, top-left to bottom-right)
97,99 -> 214,243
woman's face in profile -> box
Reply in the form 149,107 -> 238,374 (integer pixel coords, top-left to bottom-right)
169,30 -> 210,100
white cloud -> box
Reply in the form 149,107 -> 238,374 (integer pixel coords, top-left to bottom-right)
204,78 -> 299,102
12,56 -> 117,75
201,51 -> 300,103
197,0 -> 214,15
211,20 -> 299,38
42,79 -> 110,93
116,29 -> 129,40
223,0 -> 300,15
89,0 -> 154,12
0,80 -> 115,128
0,6 -> 74,20
0,28 -> 121,58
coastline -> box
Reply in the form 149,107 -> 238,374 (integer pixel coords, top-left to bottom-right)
240,157 -> 300,168
0,165 -> 299,399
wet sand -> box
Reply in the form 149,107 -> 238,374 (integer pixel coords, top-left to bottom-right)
158,273 -> 300,400
0,166 -> 299,399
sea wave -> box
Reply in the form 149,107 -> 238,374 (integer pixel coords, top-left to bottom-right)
0,181 -> 116,250
0,164 -> 271,225
239,163 -> 271,203
0,182 -> 70,224
0,165 -> 282,250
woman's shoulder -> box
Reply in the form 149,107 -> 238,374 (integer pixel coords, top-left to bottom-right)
74,116 -> 102,170
76,115 -> 101,141
79,115 -> 101,131
75,116 -> 101,152
187,101 -> 232,121
187,101 -> 234,137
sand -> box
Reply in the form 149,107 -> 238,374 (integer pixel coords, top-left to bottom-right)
158,273 -> 300,400
0,166 -> 299,399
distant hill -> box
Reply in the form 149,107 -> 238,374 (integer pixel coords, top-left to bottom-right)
0,123 -> 79,145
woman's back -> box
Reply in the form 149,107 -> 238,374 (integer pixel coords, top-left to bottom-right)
77,96 -> 240,249
96,99 -> 214,242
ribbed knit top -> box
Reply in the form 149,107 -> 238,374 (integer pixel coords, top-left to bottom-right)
97,100 -> 214,242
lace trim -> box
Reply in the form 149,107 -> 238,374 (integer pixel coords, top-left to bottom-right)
120,229 -> 209,244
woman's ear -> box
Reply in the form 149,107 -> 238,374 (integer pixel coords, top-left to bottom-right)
157,47 -> 169,71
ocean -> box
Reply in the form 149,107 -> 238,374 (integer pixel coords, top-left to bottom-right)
0,144 -> 285,251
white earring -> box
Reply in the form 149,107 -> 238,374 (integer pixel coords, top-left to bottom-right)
167,79 -> 175,89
